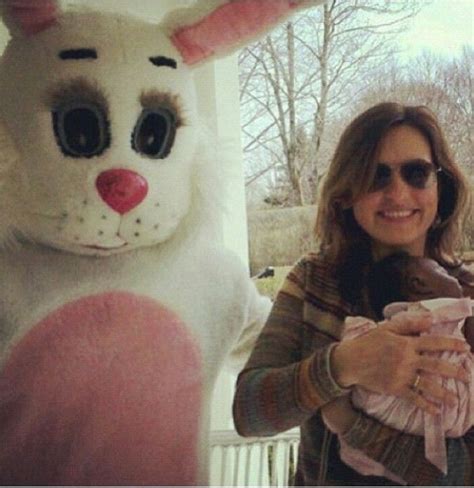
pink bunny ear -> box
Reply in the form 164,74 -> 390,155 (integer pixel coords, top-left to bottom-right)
1,0 -> 60,37
165,0 -> 323,66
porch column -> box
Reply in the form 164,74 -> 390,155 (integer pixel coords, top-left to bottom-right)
193,57 -> 249,430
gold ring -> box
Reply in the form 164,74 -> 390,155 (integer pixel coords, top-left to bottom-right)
411,374 -> 421,392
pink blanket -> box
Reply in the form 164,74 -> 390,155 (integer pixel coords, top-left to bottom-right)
337,297 -> 473,483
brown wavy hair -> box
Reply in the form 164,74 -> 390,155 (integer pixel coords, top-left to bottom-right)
315,102 -> 471,272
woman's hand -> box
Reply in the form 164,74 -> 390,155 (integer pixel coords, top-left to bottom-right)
321,395 -> 357,435
331,311 -> 471,415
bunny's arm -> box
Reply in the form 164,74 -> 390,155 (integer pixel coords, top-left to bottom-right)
225,277 -> 272,373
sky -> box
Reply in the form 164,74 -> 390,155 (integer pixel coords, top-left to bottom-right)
397,0 -> 473,58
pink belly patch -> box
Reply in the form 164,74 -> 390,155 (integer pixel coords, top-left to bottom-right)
0,292 -> 202,485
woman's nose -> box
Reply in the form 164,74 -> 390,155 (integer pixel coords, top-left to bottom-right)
382,171 -> 410,199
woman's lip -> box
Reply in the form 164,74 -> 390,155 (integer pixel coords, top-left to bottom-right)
377,209 -> 418,219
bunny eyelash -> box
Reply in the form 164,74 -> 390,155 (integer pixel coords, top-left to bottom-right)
140,91 -> 185,128
45,77 -> 108,115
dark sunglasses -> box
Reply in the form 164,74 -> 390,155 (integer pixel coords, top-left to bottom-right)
369,160 -> 442,192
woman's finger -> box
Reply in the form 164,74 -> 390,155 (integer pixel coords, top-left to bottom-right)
382,312 -> 432,335
416,375 -> 458,407
415,335 -> 470,354
404,387 -> 440,416
417,355 -> 470,382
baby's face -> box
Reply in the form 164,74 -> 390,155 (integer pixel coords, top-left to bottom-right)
403,258 -> 463,300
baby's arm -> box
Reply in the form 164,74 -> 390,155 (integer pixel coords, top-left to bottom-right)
320,393 -> 356,433
325,316 -> 376,433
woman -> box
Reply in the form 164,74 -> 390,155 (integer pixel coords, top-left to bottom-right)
232,102 -> 474,485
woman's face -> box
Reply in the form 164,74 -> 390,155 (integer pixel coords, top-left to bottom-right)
352,124 -> 439,258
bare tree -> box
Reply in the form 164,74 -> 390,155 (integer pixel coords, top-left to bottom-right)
240,0 -> 422,208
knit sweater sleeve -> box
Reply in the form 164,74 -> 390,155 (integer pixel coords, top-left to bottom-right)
340,409 -> 473,484
232,257 -> 348,437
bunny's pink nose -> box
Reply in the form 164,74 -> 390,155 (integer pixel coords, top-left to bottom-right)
96,169 -> 148,215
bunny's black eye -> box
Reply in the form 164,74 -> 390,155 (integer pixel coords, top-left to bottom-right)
132,108 -> 176,159
52,102 -> 110,158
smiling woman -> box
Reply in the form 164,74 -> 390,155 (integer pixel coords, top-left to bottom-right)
316,103 -> 470,274
352,124 -> 439,259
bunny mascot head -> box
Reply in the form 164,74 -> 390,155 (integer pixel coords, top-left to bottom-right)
0,0 -> 322,484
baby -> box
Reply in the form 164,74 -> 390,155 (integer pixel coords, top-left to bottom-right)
335,253 -> 473,482
367,252 -> 465,318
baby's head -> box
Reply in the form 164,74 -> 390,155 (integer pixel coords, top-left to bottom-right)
367,252 -> 463,319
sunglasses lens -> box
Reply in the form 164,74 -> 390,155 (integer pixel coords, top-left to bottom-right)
369,164 -> 391,191
401,163 -> 434,189
369,162 -> 438,192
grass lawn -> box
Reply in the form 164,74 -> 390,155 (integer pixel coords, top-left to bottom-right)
254,266 -> 292,300
462,250 -> 474,263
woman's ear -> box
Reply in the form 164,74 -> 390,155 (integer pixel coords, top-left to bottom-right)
333,189 -> 354,210
338,199 -> 353,211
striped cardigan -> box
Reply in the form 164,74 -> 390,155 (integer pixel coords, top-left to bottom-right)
233,252 -> 474,485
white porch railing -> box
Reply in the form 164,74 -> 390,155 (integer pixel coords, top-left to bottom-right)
209,429 -> 300,486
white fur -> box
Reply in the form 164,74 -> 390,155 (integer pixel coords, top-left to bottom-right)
0,9 -> 203,254
0,0 -> 320,483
